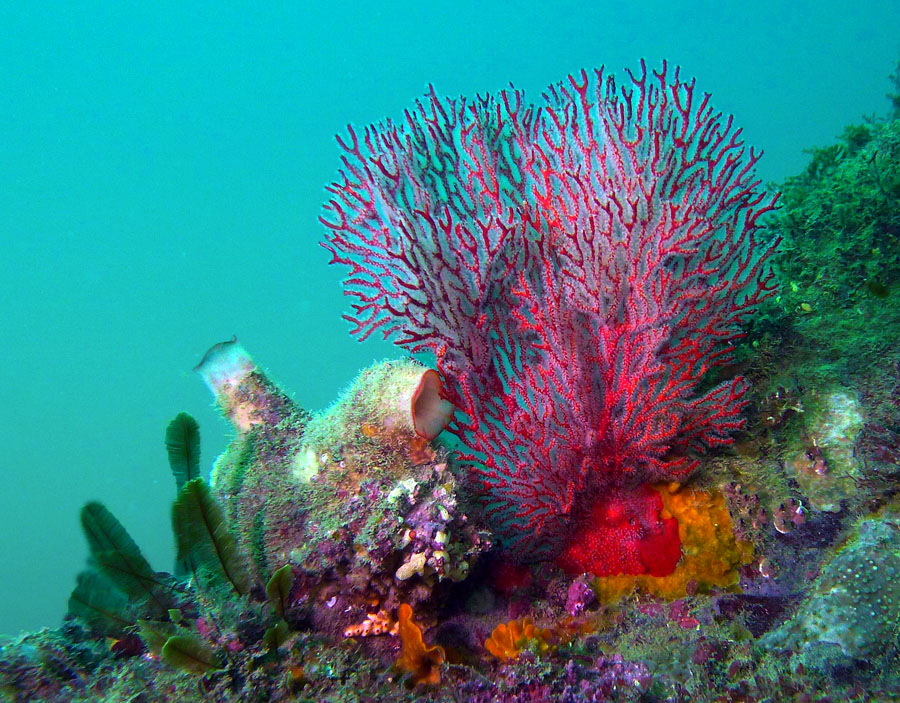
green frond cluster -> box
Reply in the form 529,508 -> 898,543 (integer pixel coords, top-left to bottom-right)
68,414 -> 295,677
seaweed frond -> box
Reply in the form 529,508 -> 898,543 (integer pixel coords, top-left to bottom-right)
166,412 -> 201,493
265,564 -> 294,619
67,570 -> 134,636
161,634 -> 224,674
79,502 -> 173,613
261,620 -> 290,651
172,478 -> 253,597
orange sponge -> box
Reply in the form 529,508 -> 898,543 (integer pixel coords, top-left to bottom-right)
484,616 -> 553,662
394,603 -> 445,686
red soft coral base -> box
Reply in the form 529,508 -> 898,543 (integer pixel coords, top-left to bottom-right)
555,484 -> 681,577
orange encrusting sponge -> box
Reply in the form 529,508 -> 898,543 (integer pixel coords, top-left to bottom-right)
394,603 -> 445,686
484,616 -> 553,661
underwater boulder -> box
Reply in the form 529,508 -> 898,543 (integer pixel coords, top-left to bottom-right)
197,340 -> 489,630
784,389 -> 864,512
760,510 -> 900,663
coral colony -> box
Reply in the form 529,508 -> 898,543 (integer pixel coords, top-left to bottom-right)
6,60 -> 900,702
321,60 -> 780,570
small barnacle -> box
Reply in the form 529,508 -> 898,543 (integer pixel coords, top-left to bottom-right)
774,511 -> 791,535
759,557 -> 776,579
773,498 -> 805,534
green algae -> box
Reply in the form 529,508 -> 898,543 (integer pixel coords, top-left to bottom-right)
172,478 -> 254,598
751,116 -> 900,389
250,507 -> 269,576
160,633 -> 224,674
265,564 -> 294,620
165,412 -> 201,493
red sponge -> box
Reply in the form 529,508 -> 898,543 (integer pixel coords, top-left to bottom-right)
555,484 -> 681,577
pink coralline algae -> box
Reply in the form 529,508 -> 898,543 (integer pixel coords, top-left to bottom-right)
321,61 -> 779,564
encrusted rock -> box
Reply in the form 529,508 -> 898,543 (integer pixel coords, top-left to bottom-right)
761,510 -> 900,660
199,348 -> 490,623
785,389 -> 864,512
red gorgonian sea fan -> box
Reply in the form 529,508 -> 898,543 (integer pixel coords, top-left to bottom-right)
320,61 -> 780,563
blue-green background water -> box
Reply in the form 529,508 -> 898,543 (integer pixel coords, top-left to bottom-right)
1,1 -> 898,638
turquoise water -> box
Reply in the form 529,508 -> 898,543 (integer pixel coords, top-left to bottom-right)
0,0 -> 898,638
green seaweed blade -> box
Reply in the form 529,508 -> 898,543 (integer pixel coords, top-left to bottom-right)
172,478 -> 252,597
80,502 -> 171,611
161,634 -> 223,673
265,564 -> 294,618
166,412 -> 201,493
67,570 -> 134,635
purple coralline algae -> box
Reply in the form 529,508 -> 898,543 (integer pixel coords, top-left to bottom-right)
564,577 -> 597,618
